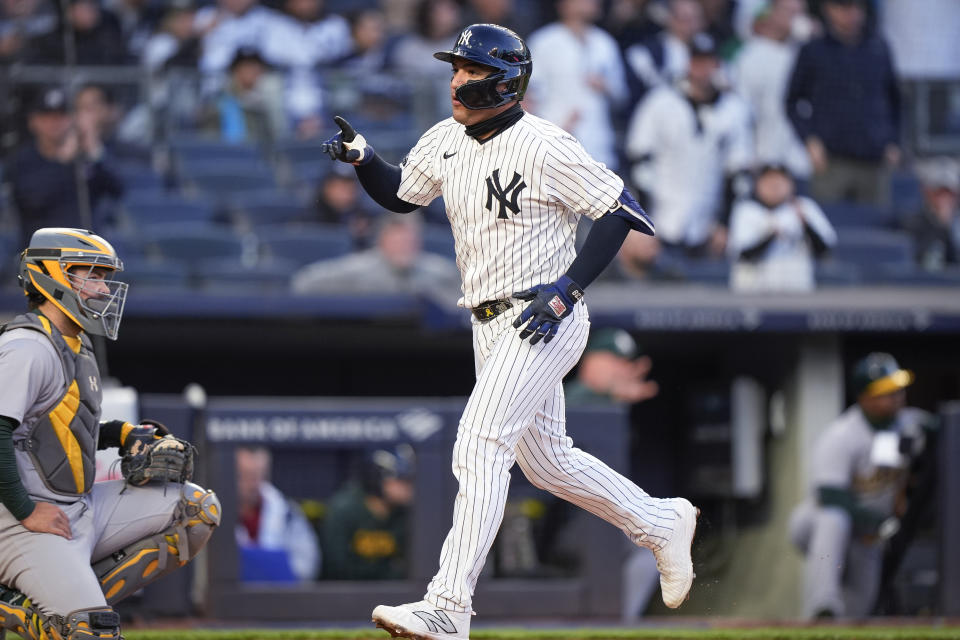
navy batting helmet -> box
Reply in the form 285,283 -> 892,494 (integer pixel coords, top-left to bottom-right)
434,23 -> 532,110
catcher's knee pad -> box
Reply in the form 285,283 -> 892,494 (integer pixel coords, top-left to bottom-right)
94,482 -> 220,604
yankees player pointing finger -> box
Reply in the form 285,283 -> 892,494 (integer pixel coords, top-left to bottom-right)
322,24 -> 699,640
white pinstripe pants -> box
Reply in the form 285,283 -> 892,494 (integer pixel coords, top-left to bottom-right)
425,303 -> 677,613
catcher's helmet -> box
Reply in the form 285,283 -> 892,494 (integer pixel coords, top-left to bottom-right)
851,352 -> 914,399
18,228 -> 127,340
434,23 -> 532,110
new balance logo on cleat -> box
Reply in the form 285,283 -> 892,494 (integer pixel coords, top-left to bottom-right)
372,601 -> 470,640
412,610 -> 457,634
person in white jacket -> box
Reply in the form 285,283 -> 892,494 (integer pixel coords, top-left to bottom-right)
527,0 -> 628,170
727,163 -> 837,292
626,32 -> 753,254
235,446 -> 320,581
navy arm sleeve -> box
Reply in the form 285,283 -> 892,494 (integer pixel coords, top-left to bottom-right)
565,214 -> 632,288
0,415 -> 34,521
353,154 -> 419,214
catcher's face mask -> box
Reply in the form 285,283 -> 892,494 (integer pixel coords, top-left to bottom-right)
19,228 -> 128,340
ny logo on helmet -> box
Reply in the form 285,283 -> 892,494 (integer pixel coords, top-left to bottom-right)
485,169 -> 526,219
458,29 -> 473,47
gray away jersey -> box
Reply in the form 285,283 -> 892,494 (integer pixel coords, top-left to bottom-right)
398,112 -> 624,308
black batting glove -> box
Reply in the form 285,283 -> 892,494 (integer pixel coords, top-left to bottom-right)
320,116 -> 374,165
512,275 -> 584,345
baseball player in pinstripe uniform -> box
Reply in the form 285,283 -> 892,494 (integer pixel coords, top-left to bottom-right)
322,24 -> 699,640
0,228 -> 220,640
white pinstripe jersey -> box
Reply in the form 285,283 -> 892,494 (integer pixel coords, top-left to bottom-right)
397,112 -> 624,308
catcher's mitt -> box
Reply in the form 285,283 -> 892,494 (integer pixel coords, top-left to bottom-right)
121,434 -> 195,486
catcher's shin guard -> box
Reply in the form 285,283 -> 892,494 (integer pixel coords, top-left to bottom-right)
0,590 -> 50,640
94,482 -> 220,604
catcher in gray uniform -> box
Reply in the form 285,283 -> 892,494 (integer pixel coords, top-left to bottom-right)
789,352 -> 935,619
0,228 -> 220,640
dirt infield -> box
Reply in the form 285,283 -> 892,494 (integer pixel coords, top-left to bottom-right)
122,625 -> 960,640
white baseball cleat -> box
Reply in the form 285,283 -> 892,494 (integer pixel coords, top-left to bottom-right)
652,498 -> 699,608
372,601 -> 471,640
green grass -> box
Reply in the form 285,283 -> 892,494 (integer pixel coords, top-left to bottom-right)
123,626 -> 960,640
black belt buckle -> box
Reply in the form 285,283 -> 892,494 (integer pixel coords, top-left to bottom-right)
472,299 -> 512,322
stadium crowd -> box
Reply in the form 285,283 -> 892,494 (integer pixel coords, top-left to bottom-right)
0,0 -> 958,293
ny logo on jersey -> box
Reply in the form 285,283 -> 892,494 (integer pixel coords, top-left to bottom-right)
412,610 -> 459,635
485,169 -> 526,219
89,375 -> 98,392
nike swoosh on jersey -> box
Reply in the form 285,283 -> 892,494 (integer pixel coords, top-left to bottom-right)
443,151 -> 457,159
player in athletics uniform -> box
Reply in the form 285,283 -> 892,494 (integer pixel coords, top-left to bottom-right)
0,228 -> 220,640
321,24 -> 699,640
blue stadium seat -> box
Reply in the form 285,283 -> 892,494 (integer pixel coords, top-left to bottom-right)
184,164 -> 278,197
120,258 -> 191,289
274,140 -> 326,166
144,225 -> 255,265
815,260 -> 861,286
230,189 -> 310,227
890,170 -> 923,214
288,160 -> 331,186
197,257 -> 297,291
422,224 -> 456,259
821,201 -> 898,229
115,164 -> 166,190
123,192 -> 219,228
257,225 -> 353,267
832,229 -> 914,266
169,138 -> 264,164
678,257 -> 729,285
863,264 -> 960,286
100,230 -> 147,260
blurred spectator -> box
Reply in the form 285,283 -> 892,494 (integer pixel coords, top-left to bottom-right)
788,353 -> 936,618
236,445 -> 320,582
904,157 -> 960,271
881,0 -> 960,79
527,0 -> 628,170
260,0 -> 352,138
313,163 -> 380,249
334,8 -> 394,74
392,0 -> 463,114
104,0 -> 162,59
727,163 -> 836,292
5,86 -> 123,245
197,0 -> 280,75
732,0 -> 812,180
74,83 -> 150,164
785,0 -> 900,206
735,0 -> 817,42
605,0 -> 663,50
461,0 -> 542,39
699,0 -> 737,54
566,327 -> 659,405
141,0 -> 200,71
625,33 -> 753,256
291,214 -> 461,298
321,446 -> 415,580
24,0 -> 128,65
0,0 -> 56,63
623,0 -> 704,98
201,46 -> 288,144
